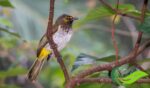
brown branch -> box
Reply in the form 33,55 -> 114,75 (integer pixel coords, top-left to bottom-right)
77,39 -> 150,78
131,0 -> 148,68
132,0 -> 148,53
99,0 -> 141,20
46,0 -> 69,82
67,77 -> 150,88
76,78 -> 150,84
141,0 -> 148,22
66,39 -> 150,88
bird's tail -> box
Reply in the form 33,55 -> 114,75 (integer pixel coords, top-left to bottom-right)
27,58 -> 45,82
27,48 -> 51,82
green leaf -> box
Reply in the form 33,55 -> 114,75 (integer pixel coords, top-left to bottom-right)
116,4 -> 136,13
0,17 -> 13,28
84,6 -> 114,21
110,65 -> 137,85
73,6 -> 114,28
0,0 -> 14,8
111,67 -> 122,85
120,70 -> 149,85
74,4 -> 139,28
0,66 -> 27,79
138,17 -> 150,34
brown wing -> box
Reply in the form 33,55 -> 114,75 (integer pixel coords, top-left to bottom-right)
37,24 -> 59,57
36,34 -> 48,57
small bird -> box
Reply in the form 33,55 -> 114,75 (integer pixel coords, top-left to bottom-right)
27,14 -> 78,82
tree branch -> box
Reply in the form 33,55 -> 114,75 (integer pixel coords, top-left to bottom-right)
131,0 -> 148,68
66,39 -> 150,88
132,0 -> 148,54
46,0 -> 70,82
77,39 -> 150,78
76,78 -> 150,84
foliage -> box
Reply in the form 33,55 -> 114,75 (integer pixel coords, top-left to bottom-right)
74,4 -> 150,28
120,70 -> 148,85
0,0 -> 14,8
0,0 -> 20,37
0,66 -> 27,79
0,0 -> 150,88
138,17 -> 150,34
0,38 -> 17,49
0,17 -> 13,28
111,67 -> 123,85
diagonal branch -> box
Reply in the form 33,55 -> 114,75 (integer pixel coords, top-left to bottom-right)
76,39 -> 150,78
46,0 -> 70,82
66,39 -> 150,88
131,0 -> 149,68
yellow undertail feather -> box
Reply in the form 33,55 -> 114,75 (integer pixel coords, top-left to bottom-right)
38,48 -> 51,60
27,48 -> 51,82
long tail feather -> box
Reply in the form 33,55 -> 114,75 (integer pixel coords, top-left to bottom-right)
27,58 -> 45,82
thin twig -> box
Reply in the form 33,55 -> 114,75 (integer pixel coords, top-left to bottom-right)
46,0 -> 70,82
111,0 -> 119,65
99,0 -> 141,20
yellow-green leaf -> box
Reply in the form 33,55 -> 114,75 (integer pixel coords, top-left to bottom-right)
0,17 -> 13,28
120,70 -> 148,85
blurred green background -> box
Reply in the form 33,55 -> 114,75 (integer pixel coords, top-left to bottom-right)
0,0 -> 150,88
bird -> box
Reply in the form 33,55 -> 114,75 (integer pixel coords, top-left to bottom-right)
27,14 -> 78,82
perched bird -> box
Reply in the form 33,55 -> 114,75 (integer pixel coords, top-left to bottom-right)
27,14 -> 78,82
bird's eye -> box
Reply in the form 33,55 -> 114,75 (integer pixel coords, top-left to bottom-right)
66,16 -> 73,20
63,17 -> 69,23
63,16 -> 73,23
66,16 -> 70,19
69,16 -> 73,19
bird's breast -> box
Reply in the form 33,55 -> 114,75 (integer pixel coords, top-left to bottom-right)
52,28 -> 73,50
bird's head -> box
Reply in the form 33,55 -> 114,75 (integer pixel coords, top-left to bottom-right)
55,14 -> 78,27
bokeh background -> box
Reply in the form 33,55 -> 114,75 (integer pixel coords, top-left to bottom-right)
0,0 -> 150,88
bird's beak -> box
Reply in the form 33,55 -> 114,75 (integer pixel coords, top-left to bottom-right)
73,17 -> 78,20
